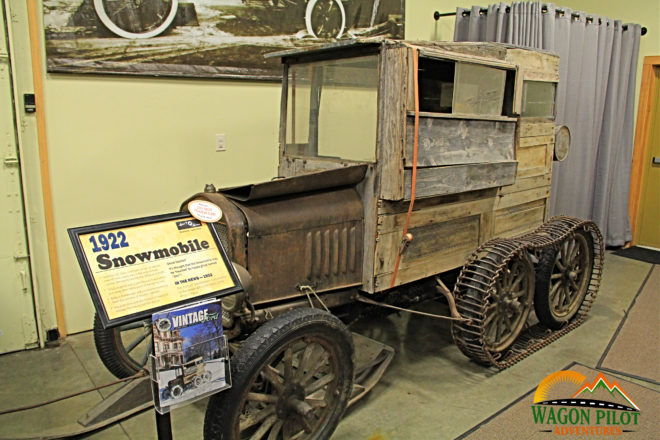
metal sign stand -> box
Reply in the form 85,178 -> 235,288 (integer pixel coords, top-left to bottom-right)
155,411 -> 173,440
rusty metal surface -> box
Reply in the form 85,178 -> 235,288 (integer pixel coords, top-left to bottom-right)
218,164 -> 367,202
238,188 -> 364,304
348,332 -> 395,407
235,186 -> 363,236
183,185 -> 364,305
451,216 -> 605,370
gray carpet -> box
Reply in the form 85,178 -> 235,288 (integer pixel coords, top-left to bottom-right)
598,266 -> 659,384
457,363 -> 659,440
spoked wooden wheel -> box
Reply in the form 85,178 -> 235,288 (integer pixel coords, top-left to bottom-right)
534,230 -> 594,329
204,308 -> 354,440
453,251 -> 535,364
480,252 -> 535,352
93,313 -> 152,378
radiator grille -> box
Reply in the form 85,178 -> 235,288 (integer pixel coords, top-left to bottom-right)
212,221 -> 229,251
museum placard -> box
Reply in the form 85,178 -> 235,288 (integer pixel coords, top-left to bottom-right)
69,212 -> 242,328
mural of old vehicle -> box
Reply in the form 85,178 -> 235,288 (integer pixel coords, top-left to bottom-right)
93,39 -> 604,439
44,0 -> 404,78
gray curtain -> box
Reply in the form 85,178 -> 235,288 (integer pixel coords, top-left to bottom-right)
454,2 -> 641,246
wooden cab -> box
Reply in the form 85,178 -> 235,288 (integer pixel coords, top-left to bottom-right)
274,40 -> 561,294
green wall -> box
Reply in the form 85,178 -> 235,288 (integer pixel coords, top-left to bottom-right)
28,0 -> 658,334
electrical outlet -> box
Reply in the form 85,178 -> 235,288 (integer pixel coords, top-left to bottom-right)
215,134 -> 226,152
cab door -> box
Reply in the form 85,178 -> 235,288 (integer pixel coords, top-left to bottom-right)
0,6 -> 38,353
636,64 -> 660,248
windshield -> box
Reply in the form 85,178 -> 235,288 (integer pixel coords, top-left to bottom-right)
285,55 -> 379,162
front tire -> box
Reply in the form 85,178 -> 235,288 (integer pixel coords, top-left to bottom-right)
93,313 -> 152,379
204,308 -> 354,440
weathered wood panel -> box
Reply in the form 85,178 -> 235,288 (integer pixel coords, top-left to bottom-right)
403,118 -> 515,167
496,186 -> 551,210
505,49 -> 559,76
519,121 -> 554,138
356,166 -> 378,293
517,144 -> 547,178
378,195 -> 495,233
403,161 -> 517,199
415,42 -> 508,60
377,187 -> 497,214
378,47 -> 408,200
499,173 -> 551,195
374,215 -> 480,289
520,135 -> 554,148
521,70 -> 559,82
280,156 -> 350,176
493,199 -> 546,238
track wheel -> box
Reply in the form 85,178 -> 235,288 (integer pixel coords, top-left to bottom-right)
93,313 -> 152,379
204,308 -> 354,440
453,251 -> 535,364
534,229 -> 594,329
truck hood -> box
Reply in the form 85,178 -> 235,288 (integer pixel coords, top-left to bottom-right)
217,164 -> 368,201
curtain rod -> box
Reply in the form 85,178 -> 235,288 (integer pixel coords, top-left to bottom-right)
433,9 -> 647,35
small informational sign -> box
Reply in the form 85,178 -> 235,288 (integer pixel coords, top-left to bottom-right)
69,212 -> 242,328
150,299 -> 230,414
187,200 -> 223,223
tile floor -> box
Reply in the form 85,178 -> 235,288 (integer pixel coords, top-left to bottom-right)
0,253 -> 657,440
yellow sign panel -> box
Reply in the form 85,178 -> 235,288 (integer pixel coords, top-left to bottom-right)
70,214 -> 240,327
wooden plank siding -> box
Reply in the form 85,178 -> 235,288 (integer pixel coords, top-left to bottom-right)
377,46 -> 408,201
403,161 -> 517,199
373,190 -> 496,289
403,118 -> 516,167
374,214 -> 481,289
493,199 -> 547,238
491,119 -> 556,239
515,122 -> 554,178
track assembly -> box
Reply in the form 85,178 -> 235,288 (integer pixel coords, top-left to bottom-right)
452,216 -> 604,370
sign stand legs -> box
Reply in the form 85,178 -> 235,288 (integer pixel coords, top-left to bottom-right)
155,411 -> 173,440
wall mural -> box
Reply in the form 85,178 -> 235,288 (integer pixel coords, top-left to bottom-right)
43,0 -> 405,80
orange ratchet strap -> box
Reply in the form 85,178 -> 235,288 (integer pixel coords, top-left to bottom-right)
390,47 -> 420,288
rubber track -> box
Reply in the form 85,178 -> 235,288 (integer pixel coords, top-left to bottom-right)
451,216 -> 604,370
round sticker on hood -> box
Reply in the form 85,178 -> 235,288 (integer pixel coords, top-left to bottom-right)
187,200 -> 223,223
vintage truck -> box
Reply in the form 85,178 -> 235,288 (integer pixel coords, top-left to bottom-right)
93,39 -> 603,439
161,356 -> 212,399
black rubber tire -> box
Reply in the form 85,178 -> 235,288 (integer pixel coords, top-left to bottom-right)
204,308 -> 354,440
93,313 -> 151,379
534,230 -> 594,329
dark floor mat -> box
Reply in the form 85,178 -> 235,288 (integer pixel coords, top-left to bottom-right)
457,363 -> 659,440
611,246 -> 660,264
597,266 -> 659,384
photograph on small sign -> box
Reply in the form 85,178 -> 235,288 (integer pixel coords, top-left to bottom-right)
151,300 -> 229,412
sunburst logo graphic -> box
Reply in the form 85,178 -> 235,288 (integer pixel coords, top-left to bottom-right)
531,370 -> 641,436
534,371 -> 587,403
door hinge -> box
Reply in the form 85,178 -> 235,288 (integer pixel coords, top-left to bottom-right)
14,253 -> 29,260
19,270 -> 28,292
